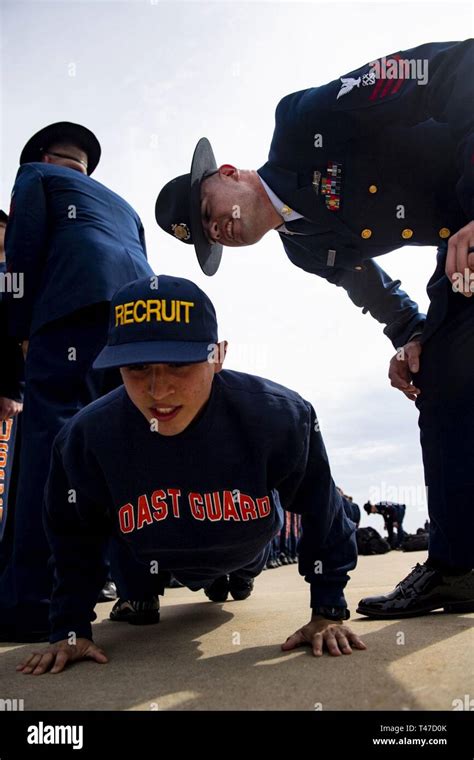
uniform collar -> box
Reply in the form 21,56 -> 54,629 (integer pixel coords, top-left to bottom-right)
256,173 -> 304,232
258,162 -> 332,231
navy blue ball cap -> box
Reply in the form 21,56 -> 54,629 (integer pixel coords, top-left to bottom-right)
155,137 -> 223,277
93,275 -> 219,370
20,121 -> 101,175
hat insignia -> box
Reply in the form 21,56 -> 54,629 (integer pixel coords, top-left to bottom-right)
172,222 -> 191,241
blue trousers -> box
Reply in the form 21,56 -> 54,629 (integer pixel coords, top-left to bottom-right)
415,246 -> 474,569
109,537 -> 271,601
0,303 -> 120,632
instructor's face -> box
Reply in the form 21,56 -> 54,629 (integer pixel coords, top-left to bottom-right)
200,165 -> 269,246
121,343 -> 227,436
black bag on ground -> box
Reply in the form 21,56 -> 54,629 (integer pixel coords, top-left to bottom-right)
401,532 -> 429,552
356,527 -> 391,555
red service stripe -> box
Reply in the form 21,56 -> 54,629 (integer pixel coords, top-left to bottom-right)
391,76 -> 406,95
379,78 -> 396,98
369,77 -> 384,100
369,53 -> 403,100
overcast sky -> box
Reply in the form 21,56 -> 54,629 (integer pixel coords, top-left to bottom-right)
1,0 -> 472,532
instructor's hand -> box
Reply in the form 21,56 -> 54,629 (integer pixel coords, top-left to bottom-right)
389,340 -> 422,401
281,616 -> 367,657
16,638 -> 108,675
445,220 -> 474,297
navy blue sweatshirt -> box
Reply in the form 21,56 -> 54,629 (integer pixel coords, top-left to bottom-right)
44,370 -> 357,643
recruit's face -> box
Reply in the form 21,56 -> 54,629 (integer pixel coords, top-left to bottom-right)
42,142 -> 88,174
120,343 -> 227,436
200,165 -> 269,246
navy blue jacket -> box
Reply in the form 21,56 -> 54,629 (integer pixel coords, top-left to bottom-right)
259,40 -> 473,348
44,370 -> 356,643
5,163 -> 154,339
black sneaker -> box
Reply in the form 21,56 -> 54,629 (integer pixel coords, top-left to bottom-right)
109,597 -> 160,625
357,563 -> 474,618
229,575 -> 254,601
204,575 -> 229,602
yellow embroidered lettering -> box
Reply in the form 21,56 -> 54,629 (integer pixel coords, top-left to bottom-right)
115,304 -> 125,326
181,301 -> 194,323
133,300 -> 147,322
161,300 -> 176,322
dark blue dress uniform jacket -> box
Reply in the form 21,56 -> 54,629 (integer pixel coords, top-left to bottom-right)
258,40 -> 473,348
5,162 -> 154,339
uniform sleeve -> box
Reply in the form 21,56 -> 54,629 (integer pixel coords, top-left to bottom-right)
43,429 -> 112,643
281,232 -> 425,348
321,258 -> 426,349
275,402 -> 357,610
296,40 -> 474,218
5,165 -> 49,339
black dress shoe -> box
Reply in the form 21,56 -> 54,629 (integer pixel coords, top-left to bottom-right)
357,563 -> 474,618
109,597 -> 160,625
229,575 -> 254,601
204,575 -> 229,602
97,581 -> 118,603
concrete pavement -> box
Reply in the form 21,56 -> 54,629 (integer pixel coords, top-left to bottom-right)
1,550 -> 473,711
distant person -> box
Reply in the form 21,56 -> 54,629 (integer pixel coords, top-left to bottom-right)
0,122 -> 154,642
363,501 -> 406,549
338,487 -> 360,527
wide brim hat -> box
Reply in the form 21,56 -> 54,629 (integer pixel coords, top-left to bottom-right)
155,137 -> 223,276
20,121 -> 101,175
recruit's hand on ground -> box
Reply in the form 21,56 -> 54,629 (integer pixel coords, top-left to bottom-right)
445,220 -> 474,297
388,340 -> 422,401
0,396 -> 23,420
281,616 -> 367,657
16,638 -> 108,675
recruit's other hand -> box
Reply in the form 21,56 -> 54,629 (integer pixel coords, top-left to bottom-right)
281,616 -> 367,657
16,638 -> 108,675
388,340 -> 422,401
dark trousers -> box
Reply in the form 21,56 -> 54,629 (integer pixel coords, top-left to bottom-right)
108,537 -> 270,601
0,303 -> 120,631
415,247 -> 474,569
